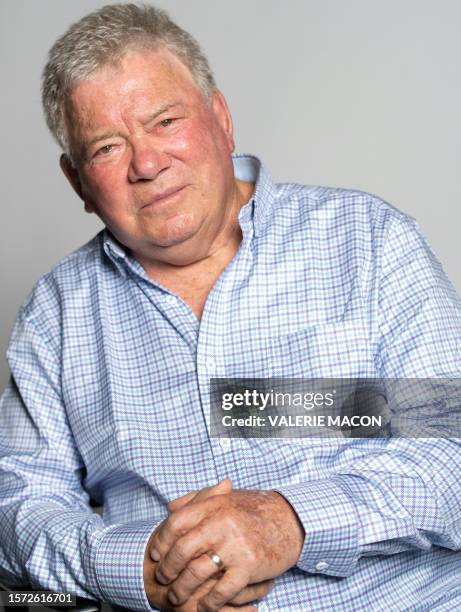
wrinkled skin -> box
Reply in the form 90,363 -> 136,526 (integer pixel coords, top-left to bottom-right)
60,48 -> 254,320
148,479 -> 305,611
143,480 -> 275,611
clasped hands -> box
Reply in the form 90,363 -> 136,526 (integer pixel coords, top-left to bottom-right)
143,479 -> 305,611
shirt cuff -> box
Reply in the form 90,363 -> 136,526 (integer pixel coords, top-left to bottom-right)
92,520 -> 159,611
274,478 -> 360,578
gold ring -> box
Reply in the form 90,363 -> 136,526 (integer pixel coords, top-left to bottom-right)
206,550 -> 224,570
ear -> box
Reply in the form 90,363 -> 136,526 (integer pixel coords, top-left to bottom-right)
211,89 -> 235,153
59,154 -> 95,213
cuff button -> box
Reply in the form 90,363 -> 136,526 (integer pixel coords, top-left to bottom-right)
315,560 -> 329,571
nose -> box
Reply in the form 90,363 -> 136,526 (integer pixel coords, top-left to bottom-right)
128,138 -> 171,182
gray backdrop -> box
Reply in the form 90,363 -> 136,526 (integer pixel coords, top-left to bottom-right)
1,0 -> 460,391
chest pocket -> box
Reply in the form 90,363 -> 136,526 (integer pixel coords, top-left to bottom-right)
262,318 -> 373,378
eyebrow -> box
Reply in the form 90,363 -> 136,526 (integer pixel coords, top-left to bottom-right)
81,102 -> 183,154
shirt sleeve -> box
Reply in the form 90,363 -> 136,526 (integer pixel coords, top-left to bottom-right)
275,211 -> 461,578
0,310 -> 158,611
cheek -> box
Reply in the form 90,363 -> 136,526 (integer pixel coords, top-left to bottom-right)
84,164 -> 126,204
169,121 -> 219,161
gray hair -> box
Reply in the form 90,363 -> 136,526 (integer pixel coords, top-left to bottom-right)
41,3 -> 216,158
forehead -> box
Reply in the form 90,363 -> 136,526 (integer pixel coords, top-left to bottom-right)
64,48 -> 203,137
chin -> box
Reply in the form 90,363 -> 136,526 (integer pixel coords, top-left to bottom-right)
152,213 -> 198,247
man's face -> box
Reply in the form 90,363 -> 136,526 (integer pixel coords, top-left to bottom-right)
62,48 -> 236,264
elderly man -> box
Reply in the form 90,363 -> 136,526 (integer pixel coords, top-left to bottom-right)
1,3 -> 461,612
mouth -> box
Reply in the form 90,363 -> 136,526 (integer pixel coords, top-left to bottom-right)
140,185 -> 188,209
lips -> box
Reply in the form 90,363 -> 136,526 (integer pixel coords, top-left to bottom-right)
140,185 -> 187,209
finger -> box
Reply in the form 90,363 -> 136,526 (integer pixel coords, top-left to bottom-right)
151,496 -> 225,569
168,563 -> 273,607
167,491 -> 197,512
156,520 -> 222,584
168,479 -> 232,513
167,553 -> 226,606
197,567 -> 250,612
229,579 -> 275,605
166,576 -> 257,612
152,506 -> 210,568
193,479 -> 232,500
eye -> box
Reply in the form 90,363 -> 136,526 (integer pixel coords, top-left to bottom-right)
160,118 -> 174,127
96,144 -> 114,156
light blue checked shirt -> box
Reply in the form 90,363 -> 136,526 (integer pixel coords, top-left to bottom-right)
1,155 -> 461,611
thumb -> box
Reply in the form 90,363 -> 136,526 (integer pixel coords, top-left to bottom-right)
167,478 -> 233,512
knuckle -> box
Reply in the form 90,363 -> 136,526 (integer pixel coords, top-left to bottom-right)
243,547 -> 258,567
222,511 -> 238,528
156,528 -> 172,551
206,495 -> 224,513
167,513 -> 192,539
170,540 -> 189,566
160,554 -> 180,580
160,556 -> 182,582
185,559 -> 206,582
167,513 -> 182,535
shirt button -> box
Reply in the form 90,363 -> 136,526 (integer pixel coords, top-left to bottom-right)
219,438 -> 231,451
258,604 -> 269,612
165,295 -> 176,305
206,357 -> 216,373
315,560 -> 329,571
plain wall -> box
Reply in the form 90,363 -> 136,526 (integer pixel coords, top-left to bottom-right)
1,0 -> 460,390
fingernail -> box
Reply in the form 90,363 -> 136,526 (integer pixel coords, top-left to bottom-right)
150,548 -> 160,562
155,568 -> 168,584
168,591 -> 178,605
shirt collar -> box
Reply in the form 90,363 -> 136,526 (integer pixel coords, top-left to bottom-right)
233,154 -> 277,239
102,229 -> 128,277
102,154 -> 277,270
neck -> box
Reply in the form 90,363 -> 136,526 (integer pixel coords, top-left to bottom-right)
136,178 -> 254,279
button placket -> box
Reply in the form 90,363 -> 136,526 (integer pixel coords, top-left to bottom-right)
206,356 -> 216,374
219,438 -> 231,451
